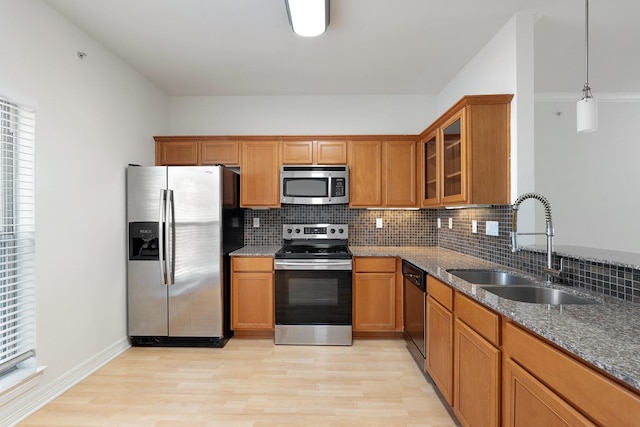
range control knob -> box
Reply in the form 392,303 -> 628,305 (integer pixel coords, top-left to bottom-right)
338,228 -> 344,234
329,228 -> 336,234
286,228 -> 292,234
295,228 -> 301,234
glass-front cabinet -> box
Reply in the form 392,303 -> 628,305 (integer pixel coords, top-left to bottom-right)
422,130 -> 440,206
420,94 -> 512,208
441,111 -> 466,204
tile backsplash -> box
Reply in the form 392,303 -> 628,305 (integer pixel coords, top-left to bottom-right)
244,205 -> 640,303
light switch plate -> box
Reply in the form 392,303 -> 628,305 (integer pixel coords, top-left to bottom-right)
486,221 -> 499,236
376,218 -> 383,228
448,218 -> 453,229
437,218 -> 441,228
253,217 -> 260,228
472,220 -> 478,234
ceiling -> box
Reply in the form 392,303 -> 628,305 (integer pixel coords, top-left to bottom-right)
43,0 -> 640,96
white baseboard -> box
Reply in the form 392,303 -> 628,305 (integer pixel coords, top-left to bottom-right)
0,336 -> 130,426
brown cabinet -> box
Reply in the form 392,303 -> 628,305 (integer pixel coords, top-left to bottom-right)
453,293 -> 501,427
240,140 -> 280,207
426,276 -> 454,406
281,140 -> 347,164
154,137 -> 240,166
503,359 -> 596,427
420,94 -> 512,207
348,140 -> 383,207
383,140 -> 418,207
353,257 -> 398,332
348,139 -> 418,208
231,257 -> 274,332
503,321 -> 640,427
155,140 -> 199,166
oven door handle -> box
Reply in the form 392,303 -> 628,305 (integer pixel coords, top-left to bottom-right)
274,260 -> 353,271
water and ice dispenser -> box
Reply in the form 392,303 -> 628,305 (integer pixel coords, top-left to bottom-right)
128,222 -> 161,261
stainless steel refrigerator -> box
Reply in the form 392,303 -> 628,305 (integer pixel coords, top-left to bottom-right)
126,166 -> 244,347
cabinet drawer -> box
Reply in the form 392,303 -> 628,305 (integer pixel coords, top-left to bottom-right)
504,321 -> 640,427
232,256 -> 273,272
427,276 -> 453,311
354,257 -> 396,273
455,292 -> 500,346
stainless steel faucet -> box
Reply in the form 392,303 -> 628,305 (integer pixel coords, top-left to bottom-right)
510,193 -> 562,283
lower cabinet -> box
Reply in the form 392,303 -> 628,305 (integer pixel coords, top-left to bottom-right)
352,257 -> 399,332
231,257 -> 274,333
503,359 -> 596,427
426,277 -> 454,405
454,318 -> 501,427
503,321 -> 640,427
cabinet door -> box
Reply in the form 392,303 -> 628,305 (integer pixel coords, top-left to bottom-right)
201,140 -> 240,166
156,141 -> 199,166
421,130 -> 440,207
441,110 -> 467,204
240,141 -> 280,207
315,140 -> 347,164
353,272 -> 396,331
231,272 -> 274,330
281,141 -> 314,164
348,141 -> 383,207
426,296 -> 454,406
454,319 -> 500,427
383,140 -> 418,207
503,359 -> 596,427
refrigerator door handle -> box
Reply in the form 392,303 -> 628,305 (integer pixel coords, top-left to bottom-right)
158,189 -> 168,285
167,189 -> 176,285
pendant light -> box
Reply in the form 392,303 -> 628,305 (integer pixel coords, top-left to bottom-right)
285,0 -> 330,37
577,0 -> 597,133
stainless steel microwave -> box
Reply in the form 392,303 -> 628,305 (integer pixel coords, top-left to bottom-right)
280,165 -> 349,205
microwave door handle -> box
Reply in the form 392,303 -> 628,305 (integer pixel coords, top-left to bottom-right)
328,174 -> 332,202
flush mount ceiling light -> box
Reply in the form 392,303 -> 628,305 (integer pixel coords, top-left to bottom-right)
577,0 -> 597,133
285,0 -> 330,37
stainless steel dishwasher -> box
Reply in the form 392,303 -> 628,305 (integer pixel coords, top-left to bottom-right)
402,260 -> 427,368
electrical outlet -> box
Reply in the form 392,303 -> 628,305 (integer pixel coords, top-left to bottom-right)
448,218 -> 453,229
376,218 -> 383,228
253,217 -> 260,228
437,218 -> 441,228
486,221 -> 499,236
472,220 -> 478,234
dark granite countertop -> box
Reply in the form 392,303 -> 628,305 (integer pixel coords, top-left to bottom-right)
230,245 -> 640,392
351,246 -> 640,392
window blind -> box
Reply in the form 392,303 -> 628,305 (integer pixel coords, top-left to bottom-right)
0,97 -> 35,376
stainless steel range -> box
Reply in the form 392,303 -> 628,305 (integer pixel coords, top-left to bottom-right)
274,224 -> 352,346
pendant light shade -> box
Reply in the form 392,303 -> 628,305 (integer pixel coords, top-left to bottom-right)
577,0 -> 597,133
285,0 -> 330,37
577,96 -> 597,133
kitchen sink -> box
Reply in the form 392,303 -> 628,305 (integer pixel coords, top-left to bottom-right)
447,269 -> 538,286
480,285 -> 598,305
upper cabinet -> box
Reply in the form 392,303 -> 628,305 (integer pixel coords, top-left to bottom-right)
155,137 -> 240,167
240,140 -> 281,208
420,94 -> 513,207
348,138 -> 418,208
281,140 -> 347,165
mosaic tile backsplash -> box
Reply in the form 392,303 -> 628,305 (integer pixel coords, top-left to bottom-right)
244,205 -> 640,303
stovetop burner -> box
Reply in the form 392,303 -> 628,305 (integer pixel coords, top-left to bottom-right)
275,224 -> 351,259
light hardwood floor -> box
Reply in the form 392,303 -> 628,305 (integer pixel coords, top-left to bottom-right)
20,338 -> 457,426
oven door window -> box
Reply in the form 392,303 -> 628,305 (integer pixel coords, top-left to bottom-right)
282,178 -> 328,197
275,270 -> 352,325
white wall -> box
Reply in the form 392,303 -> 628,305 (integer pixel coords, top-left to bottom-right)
535,96 -> 640,253
437,14 -> 536,203
169,95 -> 437,135
0,1 -> 169,423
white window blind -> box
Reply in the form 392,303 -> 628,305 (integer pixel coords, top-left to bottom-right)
0,96 -> 35,376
